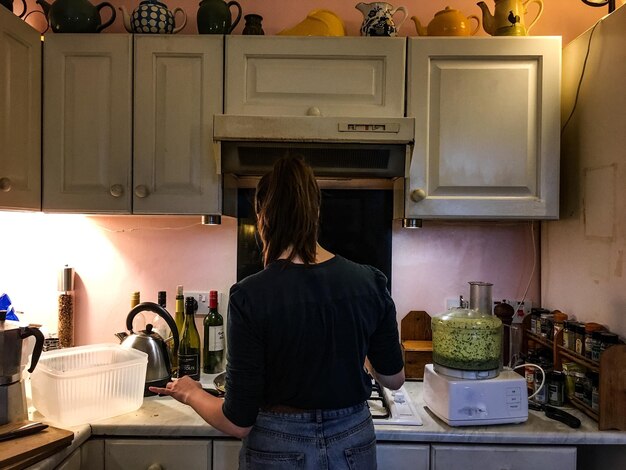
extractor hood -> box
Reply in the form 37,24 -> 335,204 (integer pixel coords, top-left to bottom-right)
214,115 -> 415,179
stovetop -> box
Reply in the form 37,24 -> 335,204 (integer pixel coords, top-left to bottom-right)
367,381 -> 423,426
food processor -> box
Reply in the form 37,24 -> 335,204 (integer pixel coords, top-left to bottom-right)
423,282 -> 528,426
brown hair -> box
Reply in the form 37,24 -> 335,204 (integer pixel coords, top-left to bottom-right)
255,156 -> 321,266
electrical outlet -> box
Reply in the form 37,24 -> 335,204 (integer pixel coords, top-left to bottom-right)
184,291 -> 210,315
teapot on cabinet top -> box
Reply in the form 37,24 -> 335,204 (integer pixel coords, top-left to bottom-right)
476,0 -> 544,36
412,6 -> 480,36
36,0 -> 116,33
356,2 -> 407,37
119,0 -> 187,34
1,0 -> 28,18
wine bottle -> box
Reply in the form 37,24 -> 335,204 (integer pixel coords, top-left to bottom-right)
178,296 -> 201,380
175,285 -> 185,335
203,290 -> 225,374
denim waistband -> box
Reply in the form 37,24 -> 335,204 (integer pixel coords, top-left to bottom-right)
258,402 -> 367,421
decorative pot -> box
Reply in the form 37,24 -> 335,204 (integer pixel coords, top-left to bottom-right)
120,0 -> 187,34
197,0 -> 242,34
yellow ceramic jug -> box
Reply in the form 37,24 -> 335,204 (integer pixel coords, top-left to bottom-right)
476,0 -> 543,36
412,6 -> 480,36
278,9 -> 345,36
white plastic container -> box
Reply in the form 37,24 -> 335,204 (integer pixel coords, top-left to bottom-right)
30,343 -> 148,426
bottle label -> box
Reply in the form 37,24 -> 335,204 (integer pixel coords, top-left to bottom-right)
208,325 -> 225,352
178,354 -> 200,379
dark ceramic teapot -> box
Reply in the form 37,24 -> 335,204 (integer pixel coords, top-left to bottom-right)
1,0 -> 27,18
197,0 -> 242,34
37,0 -> 116,33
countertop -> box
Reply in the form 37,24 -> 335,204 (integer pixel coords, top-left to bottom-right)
25,375 -> 626,469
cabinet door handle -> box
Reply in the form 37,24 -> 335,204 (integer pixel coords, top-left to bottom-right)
306,106 -> 321,116
0,177 -> 12,192
410,188 -> 426,202
134,185 -> 149,198
110,184 -> 124,198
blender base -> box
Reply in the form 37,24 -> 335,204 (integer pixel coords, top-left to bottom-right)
423,364 -> 528,426
434,363 -> 500,380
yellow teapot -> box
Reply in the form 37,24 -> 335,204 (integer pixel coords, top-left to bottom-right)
411,6 -> 480,36
476,0 -> 543,36
278,9 -> 345,36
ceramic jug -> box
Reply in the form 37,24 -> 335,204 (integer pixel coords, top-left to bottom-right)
242,13 -> 264,35
412,6 -> 480,36
476,0 -> 543,36
1,0 -> 27,18
119,0 -> 187,34
36,0 -> 116,33
355,2 -> 407,37
197,0 -> 242,34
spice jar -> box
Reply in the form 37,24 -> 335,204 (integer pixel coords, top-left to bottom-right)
583,372 -> 594,406
589,371 -> 600,412
600,332 -> 619,356
530,308 -> 548,335
57,265 -> 75,348
562,320 -> 573,349
574,323 -> 586,356
552,311 -> 568,340
547,370 -> 565,406
584,323 -> 604,360
572,371 -> 586,400
591,330 -> 603,362
540,313 -> 554,338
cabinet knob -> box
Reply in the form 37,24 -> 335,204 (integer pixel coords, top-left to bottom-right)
410,188 -> 426,202
134,185 -> 149,198
110,184 -> 124,198
0,177 -> 12,192
146,464 -> 164,470
306,106 -> 321,116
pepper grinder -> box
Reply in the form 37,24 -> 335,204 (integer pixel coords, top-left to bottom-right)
57,265 -> 75,348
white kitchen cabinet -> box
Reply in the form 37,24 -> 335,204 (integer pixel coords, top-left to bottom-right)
405,37 -> 561,219
54,448 -> 81,470
224,36 -> 405,118
430,444 -> 576,470
42,34 -> 132,213
42,35 -> 223,215
212,439 -> 242,470
104,439 -> 211,469
0,8 -> 41,211
133,35 -> 223,215
377,443 -> 429,469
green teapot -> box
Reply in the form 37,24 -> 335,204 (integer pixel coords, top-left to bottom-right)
36,0 -> 116,33
197,0 -> 242,34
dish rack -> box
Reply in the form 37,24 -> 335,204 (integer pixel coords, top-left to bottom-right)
521,315 -> 626,431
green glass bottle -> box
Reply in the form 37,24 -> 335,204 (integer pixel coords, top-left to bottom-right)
178,296 -> 201,380
203,290 -> 224,374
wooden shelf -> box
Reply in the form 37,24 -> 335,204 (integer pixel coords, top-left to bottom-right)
521,314 -> 626,431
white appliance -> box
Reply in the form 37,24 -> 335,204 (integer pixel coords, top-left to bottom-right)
367,382 -> 423,426
423,364 -> 528,426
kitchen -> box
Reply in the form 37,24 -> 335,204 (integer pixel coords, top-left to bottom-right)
1,0 -> 625,468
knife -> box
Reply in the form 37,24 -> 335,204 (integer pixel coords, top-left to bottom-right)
528,402 -> 581,428
0,422 -> 49,442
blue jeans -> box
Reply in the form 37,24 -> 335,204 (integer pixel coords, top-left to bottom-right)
239,402 -> 376,470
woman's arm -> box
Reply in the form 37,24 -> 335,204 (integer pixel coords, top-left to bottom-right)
149,377 -> 252,439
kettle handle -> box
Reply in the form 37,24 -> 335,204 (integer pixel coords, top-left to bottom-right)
523,0 -> 543,33
95,2 -> 117,33
19,326 -> 45,373
227,0 -> 242,34
390,6 -> 408,31
127,302 -> 179,355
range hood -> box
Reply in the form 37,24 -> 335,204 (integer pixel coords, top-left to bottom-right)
214,115 -> 415,180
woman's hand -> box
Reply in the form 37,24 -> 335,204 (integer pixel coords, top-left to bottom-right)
149,376 -> 203,405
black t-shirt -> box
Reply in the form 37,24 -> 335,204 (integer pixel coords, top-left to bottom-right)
222,255 -> 404,427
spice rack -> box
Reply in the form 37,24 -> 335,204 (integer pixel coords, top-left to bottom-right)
521,314 -> 626,430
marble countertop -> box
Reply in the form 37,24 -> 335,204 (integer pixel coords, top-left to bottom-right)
25,375 -> 626,469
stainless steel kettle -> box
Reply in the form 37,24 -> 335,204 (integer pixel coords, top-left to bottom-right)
115,302 -> 179,396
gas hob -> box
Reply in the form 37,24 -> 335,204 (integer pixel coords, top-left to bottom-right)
368,381 -> 423,426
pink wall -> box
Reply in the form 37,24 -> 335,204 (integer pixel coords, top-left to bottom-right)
3,1 -> 620,344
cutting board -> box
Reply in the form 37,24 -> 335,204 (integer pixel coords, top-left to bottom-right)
0,422 -> 74,470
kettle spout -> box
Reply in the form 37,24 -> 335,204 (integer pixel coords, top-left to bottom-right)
355,2 -> 369,16
36,0 -> 51,17
476,1 -> 495,35
118,6 -> 133,33
115,331 -> 129,343
410,16 -> 427,36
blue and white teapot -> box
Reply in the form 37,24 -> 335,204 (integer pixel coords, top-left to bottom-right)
120,0 -> 187,34
355,1 -> 407,37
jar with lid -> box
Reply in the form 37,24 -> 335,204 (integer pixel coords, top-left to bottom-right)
562,320 -> 573,349
572,371 -> 586,400
574,323 -> 586,355
540,313 -> 554,338
599,331 -> 619,356
591,330 -> 604,362
530,308 -> 548,335
547,370 -> 565,406
584,322 -> 604,360
583,371 -> 594,406
589,371 -> 599,412
552,311 -> 568,339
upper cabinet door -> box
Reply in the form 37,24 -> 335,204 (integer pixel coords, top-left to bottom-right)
43,34 -> 132,213
0,9 -> 41,211
406,37 -> 561,219
225,36 -> 405,118
133,35 -> 223,215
